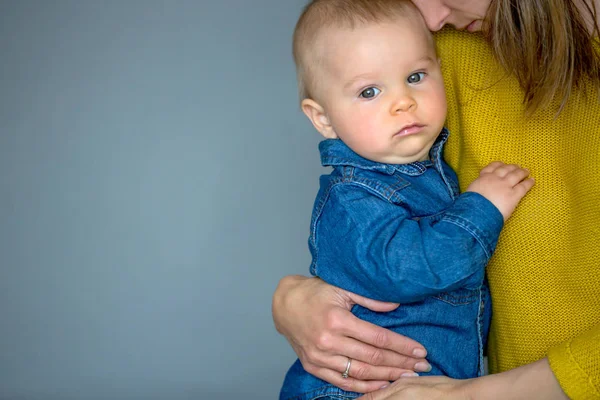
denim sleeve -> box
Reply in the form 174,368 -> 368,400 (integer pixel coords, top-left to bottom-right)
313,184 -> 504,303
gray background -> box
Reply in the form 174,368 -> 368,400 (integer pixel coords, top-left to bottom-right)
0,1 -> 321,399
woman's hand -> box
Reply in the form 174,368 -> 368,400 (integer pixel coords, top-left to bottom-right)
357,358 -> 568,400
272,275 -> 431,393
358,376 -> 469,400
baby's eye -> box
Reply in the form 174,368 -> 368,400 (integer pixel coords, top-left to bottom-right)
407,72 -> 426,84
359,87 -> 381,99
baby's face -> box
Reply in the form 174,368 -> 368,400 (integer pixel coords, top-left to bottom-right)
315,16 -> 447,164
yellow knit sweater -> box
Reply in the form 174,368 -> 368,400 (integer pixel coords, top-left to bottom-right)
435,29 -> 600,399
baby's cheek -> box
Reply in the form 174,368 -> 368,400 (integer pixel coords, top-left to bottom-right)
342,117 -> 380,155
426,92 -> 448,124
354,119 -> 379,143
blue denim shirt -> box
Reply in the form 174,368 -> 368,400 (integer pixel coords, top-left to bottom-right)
280,129 -> 503,400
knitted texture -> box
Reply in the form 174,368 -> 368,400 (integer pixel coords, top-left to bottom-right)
548,326 -> 600,399
435,28 -> 600,397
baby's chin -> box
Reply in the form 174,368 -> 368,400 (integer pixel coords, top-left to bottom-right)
373,152 -> 431,165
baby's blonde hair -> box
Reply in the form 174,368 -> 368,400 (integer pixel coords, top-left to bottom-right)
292,0 -> 425,101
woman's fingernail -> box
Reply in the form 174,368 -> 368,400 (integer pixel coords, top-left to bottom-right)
412,348 -> 427,358
401,372 -> 419,377
414,361 -> 432,372
380,384 -> 389,389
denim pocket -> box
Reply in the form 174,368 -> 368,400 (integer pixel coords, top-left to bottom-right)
432,288 -> 479,305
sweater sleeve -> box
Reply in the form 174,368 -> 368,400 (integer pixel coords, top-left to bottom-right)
547,324 -> 600,399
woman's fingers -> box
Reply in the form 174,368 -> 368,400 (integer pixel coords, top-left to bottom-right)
344,288 -> 402,313
338,336 -> 429,373
339,311 -> 430,370
298,346 -> 397,393
313,285 -> 428,369
306,355 -> 417,393
312,366 -> 392,394
357,376 -> 462,400
342,289 -> 428,361
297,308 -> 430,378
307,338 -> 423,379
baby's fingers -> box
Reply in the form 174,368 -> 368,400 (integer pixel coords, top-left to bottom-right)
479,161 -> 505,175
514,177 -> 535,196
504,167 -> 531,186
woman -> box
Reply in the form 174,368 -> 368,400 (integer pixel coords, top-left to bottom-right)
273,0 -> 600,398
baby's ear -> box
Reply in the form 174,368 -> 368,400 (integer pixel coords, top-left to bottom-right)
301,99 -> 338,139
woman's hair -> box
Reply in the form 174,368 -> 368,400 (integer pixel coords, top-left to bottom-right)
484,0 -> 600,114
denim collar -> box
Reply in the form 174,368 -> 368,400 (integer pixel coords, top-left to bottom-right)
319,128 -> 449,176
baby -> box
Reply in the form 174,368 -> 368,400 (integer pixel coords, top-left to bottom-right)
280,1 -> 534,399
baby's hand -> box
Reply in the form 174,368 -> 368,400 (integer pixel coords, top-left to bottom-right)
465,161 -> 535,222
